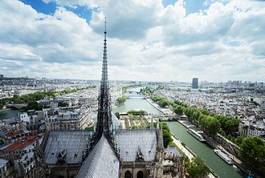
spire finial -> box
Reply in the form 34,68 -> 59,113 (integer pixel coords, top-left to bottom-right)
104,16 -> 107,35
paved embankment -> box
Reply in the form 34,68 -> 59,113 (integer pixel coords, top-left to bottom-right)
172,136 -> 217,178
145,98 -> 165,114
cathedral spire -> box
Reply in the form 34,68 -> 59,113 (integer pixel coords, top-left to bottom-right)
102,17 -> 108,83
93,17 -> 113,145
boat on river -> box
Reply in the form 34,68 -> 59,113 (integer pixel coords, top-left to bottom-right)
187,128 -> 206,142
214,149 -> 233,165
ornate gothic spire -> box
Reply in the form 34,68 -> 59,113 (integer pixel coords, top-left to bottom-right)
94,17 -> 113,144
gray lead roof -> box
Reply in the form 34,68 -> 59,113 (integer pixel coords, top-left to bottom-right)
76,135 -> 119,178
115,129 -> 158,162
76,129 -> 159,177
0,158 -> 8,169
44,131 -> 92,165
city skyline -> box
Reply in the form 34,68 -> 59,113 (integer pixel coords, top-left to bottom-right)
0,2 -> 265,177
0,0 -> 265,82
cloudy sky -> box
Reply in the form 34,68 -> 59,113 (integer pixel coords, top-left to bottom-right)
0,0 -> 264,82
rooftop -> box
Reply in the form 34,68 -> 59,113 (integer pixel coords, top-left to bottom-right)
44,131 -> 93,165
76,135 -> 119,178
115,129 -> 158,162
1,135 -> 37,152
0,158 -> 8,169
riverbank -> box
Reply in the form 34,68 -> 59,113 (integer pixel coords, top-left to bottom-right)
146,96 -> 239,178
148,96 -> 245,177
172,136 -> 194,160
178,119 -> 246,174
145,94 -> 242,177
145,98 -> 165,115
172,135 -> 217,178
113,97 -> 162,115
168,122 -> 243,178
146,98 -> 175,118
115,92 -> 243,178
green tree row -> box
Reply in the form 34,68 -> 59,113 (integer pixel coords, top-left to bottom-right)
160,123 -> 173,148
150,95 -> 239,137
149,94 -> 265,177
172,100 -> 240,137
127,110 -> 146,116
0,86 -> 91,110
151,95 -> 265,177
151,95 -> 170,108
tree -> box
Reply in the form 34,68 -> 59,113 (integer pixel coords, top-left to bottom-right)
223,118 -> 239,135
199,116 -> 220,137
152,95 -> 237,140
235,136 -> 246,145
151,96 -> 169,108
240,137 -> 265,176
26,101 -> 41,110
185,157 -> 210,178
173,105 -> 184,115
140,87 -> 154,96
116,96 -> 127,105
207,116 -> 220,136
158,99 -> 169,108
160,123 -> 173,148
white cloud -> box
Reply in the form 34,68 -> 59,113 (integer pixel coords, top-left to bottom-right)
0,0 -> 264,81
89,0 -> 163,40
160,1 -> 234,45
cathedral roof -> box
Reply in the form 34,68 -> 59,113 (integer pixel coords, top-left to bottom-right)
76,135 -> 119,178
115,129 -> 158,162
75,19 -> 161,178
44,131 -> 92,165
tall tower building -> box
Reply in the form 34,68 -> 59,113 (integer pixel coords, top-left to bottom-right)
192,78 -> 199,89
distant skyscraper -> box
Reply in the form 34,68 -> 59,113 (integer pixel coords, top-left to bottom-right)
192,78 -> 199,89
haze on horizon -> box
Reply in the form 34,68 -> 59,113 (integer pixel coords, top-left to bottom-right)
0,0 -> 264,82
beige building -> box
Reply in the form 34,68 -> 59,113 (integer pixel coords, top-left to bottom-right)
44,107 -> 93,131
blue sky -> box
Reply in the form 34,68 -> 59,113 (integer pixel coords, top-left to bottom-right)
21,0 -> 56,14
21,0 -> 92,20
20,0 -> 209,21
163,0 -> 209,13
0,0 -> 264,81
21,0 -> 219,19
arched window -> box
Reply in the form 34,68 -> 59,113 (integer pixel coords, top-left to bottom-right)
125,170 -> 132,178
137,171 -> 144,178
